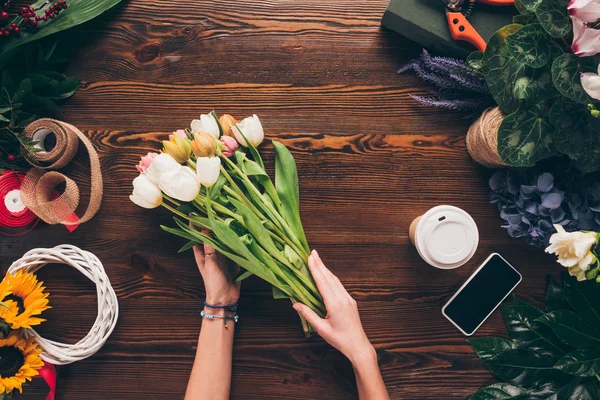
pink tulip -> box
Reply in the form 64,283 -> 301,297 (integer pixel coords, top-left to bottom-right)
568,0 -> 600,57
220,135 -> 239,157
136,152 -> 158,173
169,129 -> 187,140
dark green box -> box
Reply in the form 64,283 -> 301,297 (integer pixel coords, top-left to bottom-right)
382,0 -> 516,57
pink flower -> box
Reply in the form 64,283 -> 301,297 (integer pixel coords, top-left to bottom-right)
220,135 -> 239,157
169,129 -> 187,140
136,152 -> 158,173
568,0 -> 600,57
581,64 -> 600,100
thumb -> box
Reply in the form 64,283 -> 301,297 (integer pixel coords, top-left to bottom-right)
293,302 -> 327,335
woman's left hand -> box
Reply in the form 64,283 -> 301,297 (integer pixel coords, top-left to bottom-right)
192,227 -> 240,305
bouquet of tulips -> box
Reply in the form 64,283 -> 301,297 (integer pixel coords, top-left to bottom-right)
129,111 -> 325,335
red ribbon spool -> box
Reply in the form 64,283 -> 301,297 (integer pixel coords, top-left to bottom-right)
0,171 -> 38,235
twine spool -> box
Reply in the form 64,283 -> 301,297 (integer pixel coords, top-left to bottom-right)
8,245 -> 119,365
466,107 -> 509,168
20,119 -> 103,226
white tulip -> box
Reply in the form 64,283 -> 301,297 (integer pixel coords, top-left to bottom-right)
195,156 -> 221,187
191,114 -> 220,138
159,166 -> 200,202
144,153 -> 181,184
231,114 -> 264,147
130,174 -> 163,209
545,224 -> 598,281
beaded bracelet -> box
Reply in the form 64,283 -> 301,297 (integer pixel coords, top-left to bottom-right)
203,301 -> 238,313
201,310 -> 239,328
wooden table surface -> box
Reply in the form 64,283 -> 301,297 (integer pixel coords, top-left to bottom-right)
6,1 -> 561,399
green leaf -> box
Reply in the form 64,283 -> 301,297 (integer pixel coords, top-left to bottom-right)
515,0 -> 534,14
550,99 -> 600,173
552,54 -> 593,104
234,270 -> 253,282
467,51 -> 485,72
535,0 -> 571,38
54,77 -> 81,99
469,383 -> 528,400
506,24 -> 552,68
545,276 -> 570,312
498,104 -> 556,167
522,0 -> 544,12
555,348 -> 600,376
177,241 -> 196,253
468,337 -> 519,360
512,13 -> 538,25
482,25 -> 556,114
272,285 -> 289,300
273,141 -> 309,253
537,310 -> 600,348
563,276 -> 600,328
0,0 -> 124,64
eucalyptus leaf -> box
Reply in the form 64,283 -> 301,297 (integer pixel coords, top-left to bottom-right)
552,54 -> 593,104
498,104 -> 556,167
535,0 -> 571,38
507,24 -> 552,68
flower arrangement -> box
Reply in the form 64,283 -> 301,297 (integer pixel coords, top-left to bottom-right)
0,270 -> 49,398
129,112 -> 325,336
469,0 -> 600,172
545,225 -> 600,282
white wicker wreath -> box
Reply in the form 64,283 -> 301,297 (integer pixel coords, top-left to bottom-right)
7,245 -> 119,365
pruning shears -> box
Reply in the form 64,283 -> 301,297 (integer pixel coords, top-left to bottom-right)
441,0 -> 514,52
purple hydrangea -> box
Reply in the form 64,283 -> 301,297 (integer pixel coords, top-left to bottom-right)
490,170 -> 600,247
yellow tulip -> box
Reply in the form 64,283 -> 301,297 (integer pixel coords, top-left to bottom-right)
192,132 -> 217,157
162,133 -> 192,163
219,114 -> 238,137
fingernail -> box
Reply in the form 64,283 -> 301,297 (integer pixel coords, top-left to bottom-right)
292,303 -> 301,312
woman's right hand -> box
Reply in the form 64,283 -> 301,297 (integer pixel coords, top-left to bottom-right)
292,250 -> 375,365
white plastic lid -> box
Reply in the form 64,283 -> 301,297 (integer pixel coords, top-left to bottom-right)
414,205 -> 479,269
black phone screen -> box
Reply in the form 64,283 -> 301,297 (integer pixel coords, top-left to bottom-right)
444,254 -> 521,335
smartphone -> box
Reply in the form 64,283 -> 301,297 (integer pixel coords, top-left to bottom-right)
442,253 -> 522,336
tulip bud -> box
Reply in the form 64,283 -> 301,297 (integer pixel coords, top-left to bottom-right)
195,156 -> 221,187
159,166 -> 201,202
231,114 -> 264,147
130,174 -> 163,209
191,114 -> 220,138
170,129 -> 188,139
162,133 -> 192,163
136,152 -> 158,173
192,132 -> 217,157
220,135 -> 239,158
219,114 -> 238,137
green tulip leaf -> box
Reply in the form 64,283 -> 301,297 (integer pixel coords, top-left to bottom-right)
498,104 -> 556,167
555,349 -> 600,376
552,53 -> 593,104
507,24 -> 552,68
537,310 -> 600,349
535,0 -> 571,37
549,99 -> 600,173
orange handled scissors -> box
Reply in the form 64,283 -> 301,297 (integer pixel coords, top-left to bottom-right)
442,0 -> 514,52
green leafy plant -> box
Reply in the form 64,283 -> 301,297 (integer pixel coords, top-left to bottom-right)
0,41 -> 80,171
470,1 -> 600,172
469,274 -> 600,399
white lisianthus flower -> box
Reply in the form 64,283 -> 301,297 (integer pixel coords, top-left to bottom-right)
130,174 -> 163,209
195,156 -> 221,187
159,166 -> 200,202
545,224 -> 598,281
191,114 -> 220,138
144,153 -> 181,184
231,114 -> 264,147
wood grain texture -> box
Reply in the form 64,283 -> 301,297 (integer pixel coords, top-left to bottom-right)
3,1 -> 560,399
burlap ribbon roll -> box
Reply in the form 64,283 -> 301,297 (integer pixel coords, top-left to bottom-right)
20,119 -> 103,226
466,107 -> 509,168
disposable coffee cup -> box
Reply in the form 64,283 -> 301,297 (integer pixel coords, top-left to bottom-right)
409,205 -> 479,269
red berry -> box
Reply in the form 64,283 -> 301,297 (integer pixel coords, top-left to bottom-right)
13,26 -> 19,32
44,9 -> 50,14
7,154 -> 15,161
48,13 -> 54,18
30,19 -> 37,26
42,15 -> 47,21
20,6 -> 26,12
0,11 -> 8,19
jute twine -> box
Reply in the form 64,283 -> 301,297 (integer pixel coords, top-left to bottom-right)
466,107 -> 509,168
20,119 -> 103,225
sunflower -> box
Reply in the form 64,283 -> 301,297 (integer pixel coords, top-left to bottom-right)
1,271 -> 50,329
0,331 -> 43,394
